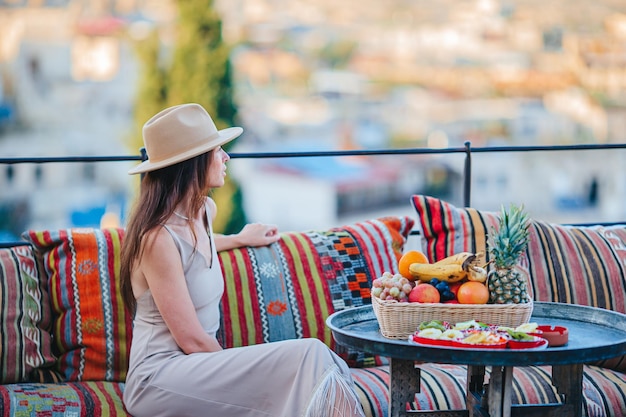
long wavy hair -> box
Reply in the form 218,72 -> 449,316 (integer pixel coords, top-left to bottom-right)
120,151 -> 213,314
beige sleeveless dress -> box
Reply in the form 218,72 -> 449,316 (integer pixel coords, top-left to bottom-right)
123,212 -> 363,417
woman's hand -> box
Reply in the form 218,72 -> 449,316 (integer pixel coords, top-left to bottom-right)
237,223 -> 280,247
214,223 -> 280,252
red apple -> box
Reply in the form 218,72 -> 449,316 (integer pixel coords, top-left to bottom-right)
409,283 -> 441,303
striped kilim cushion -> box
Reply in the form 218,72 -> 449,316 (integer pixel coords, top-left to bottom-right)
1,366 -> 621,417
0,381 -> 128,416
411,194 -> 626,373
217,216 -> 414,368
23,228 -> 133,382
0,247 -> 56,383
351,364 -> 626,417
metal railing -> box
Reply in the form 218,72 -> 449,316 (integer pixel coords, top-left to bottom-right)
1,141 -> 625,248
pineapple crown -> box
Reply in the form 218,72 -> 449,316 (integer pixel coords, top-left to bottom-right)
489,204 -> 530,269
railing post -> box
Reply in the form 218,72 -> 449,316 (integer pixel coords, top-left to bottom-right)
139,147 -> 148,182
463,141 -> 472,207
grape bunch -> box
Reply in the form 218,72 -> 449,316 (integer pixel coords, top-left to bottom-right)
428,278 -> 456,301
371,272 -> 414,302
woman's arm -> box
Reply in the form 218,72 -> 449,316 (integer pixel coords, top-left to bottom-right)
140,227 -> 223,353
214,223 -> 280,251
206,196 -> 280,251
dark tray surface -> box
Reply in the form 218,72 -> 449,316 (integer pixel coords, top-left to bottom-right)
327,302 -> 626,366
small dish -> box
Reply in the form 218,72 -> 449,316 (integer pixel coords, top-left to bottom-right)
536,325 -> 569,347
410,335 -> 457,347
507,336 -> 549,350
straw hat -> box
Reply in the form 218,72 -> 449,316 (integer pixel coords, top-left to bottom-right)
128,103 -> 243,175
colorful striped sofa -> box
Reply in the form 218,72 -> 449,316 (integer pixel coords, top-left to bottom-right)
1,196 -> 625,417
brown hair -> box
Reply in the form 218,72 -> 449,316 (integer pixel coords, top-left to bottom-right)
120,150 -> 213,314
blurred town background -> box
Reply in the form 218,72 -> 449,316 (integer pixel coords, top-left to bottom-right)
1,0 -> 626,241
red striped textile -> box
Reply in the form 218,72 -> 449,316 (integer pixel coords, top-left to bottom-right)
0,247 -> 56,383
23,228 -> 132,382
411,194 -> 626,311
0,381 -> 129,416
217,216 -> 414,368
351,364 -> 625,417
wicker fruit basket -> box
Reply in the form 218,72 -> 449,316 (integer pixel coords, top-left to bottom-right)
372,296 -> 534,339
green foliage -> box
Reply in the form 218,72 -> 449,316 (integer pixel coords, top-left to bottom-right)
131,0 -> 246,234
129,30 -> 168,154
167,0 -> 236,130
211,175 -> 247,235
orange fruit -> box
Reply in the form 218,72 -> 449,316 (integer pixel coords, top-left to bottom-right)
398,250 -> 429,279
456,281 -> 490,304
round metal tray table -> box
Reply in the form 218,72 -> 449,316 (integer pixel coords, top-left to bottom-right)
327,301 -> 626,417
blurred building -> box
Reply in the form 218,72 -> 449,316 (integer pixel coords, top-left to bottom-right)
0,0 -> 152,238
1,0 -> 625,239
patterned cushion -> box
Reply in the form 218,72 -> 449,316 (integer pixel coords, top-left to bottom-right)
411,194 -> 626,309
22,228 -> 132,382
0,366 -> 621,417
351,364 -> 625,417
411,194 -> 626,372
0,381 -> 129,416
217,216 -> 414,367
0,246 -> 57,383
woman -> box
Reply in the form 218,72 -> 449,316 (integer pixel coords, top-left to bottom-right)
121,103 -> 365,417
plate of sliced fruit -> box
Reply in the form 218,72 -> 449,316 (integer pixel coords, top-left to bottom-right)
409,320 -> 548,350
410,328 -> 509,349
453,330 -> 509,349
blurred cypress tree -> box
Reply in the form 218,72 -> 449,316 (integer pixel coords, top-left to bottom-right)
131,30 -> 167,153
131,0 -> 247,234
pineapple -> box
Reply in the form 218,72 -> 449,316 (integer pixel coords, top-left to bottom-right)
487,204 -> 531,304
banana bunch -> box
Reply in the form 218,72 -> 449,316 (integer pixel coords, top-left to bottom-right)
408,252 -> 487,283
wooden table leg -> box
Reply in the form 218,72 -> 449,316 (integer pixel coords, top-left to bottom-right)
467,365 -> 486,394
486,366 -> 513,417
466,365 -> 486,416
389,358 -> 420,417
552,363 -> 584,417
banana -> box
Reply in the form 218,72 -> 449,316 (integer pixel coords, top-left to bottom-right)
466,265 -> 487,283
408,263 -> 468,283
408,251 -> 488,283
433,252 -> 476,266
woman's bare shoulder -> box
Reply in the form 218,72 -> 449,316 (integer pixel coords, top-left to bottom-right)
141,225 -> 176,256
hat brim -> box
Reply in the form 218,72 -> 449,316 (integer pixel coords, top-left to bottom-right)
128,127 -> 243,175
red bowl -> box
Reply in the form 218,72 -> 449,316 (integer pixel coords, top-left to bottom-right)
536,325 -> 569,347
508,336 -> 548,350
411,335 -> 457,347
